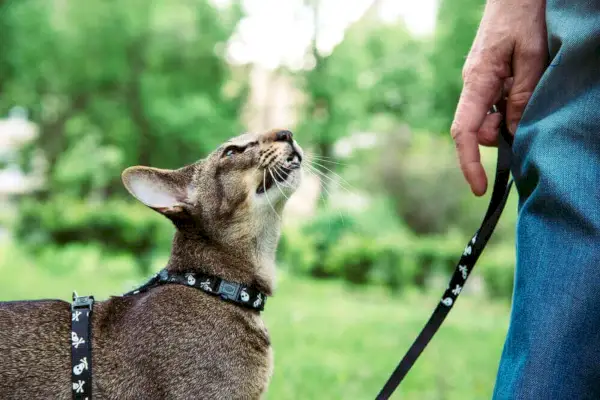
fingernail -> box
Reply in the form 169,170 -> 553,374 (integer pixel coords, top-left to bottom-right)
509,121 -> 518,135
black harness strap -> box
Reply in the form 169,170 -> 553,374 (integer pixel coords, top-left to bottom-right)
71,293 -> 94,400
375,115 -> 514,400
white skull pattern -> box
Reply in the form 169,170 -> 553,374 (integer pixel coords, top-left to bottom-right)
253,293 -> 263,308
240,289 -> 250,302
463,245 -> 472,256
441,297 -> 453,307
186,274 -> 196,286
71,331 -> 85,349
199,279 -> 212,292
73,357 -> 89,376
73,380 -> 85,393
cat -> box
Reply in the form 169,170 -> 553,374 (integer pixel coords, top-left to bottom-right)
0,129 -> 303,399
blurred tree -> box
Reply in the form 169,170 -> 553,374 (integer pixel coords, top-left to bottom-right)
0,0 -> 12,97
371,127 -> 465,235
3,0 -> 246,274
296,0 -> 428,199
429,0 -> 485,132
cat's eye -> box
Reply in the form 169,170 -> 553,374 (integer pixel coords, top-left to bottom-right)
223,146 -> 243,158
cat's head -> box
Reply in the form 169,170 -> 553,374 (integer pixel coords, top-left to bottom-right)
121,129 -> 303,247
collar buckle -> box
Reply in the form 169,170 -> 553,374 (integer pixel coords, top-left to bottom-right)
217,280 -> 241,302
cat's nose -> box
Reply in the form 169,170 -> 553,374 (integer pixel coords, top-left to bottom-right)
275,130 -> 293,143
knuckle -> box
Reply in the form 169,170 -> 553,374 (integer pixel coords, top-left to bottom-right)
517,43 -> 546,61
509,91 -> 533,108
463,46 -> 512,83
461,61 -> 479,82
450,120 -> 465,142
462,61 -> 502,90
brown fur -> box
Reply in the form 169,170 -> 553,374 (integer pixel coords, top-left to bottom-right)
0,129 -> 303,399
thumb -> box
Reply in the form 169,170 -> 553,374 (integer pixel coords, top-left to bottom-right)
506,43 -> 547,134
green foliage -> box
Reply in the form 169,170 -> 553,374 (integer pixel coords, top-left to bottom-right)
15,196 -> 173,274
277,223 -> 318,277
296,7 -> 430,168
323,233 -> 378,284
301,208 -> 360,278
2,0 -> 246,264
279,189 -> 515,299
478,245 -> 515,300
370,129 -> 466,235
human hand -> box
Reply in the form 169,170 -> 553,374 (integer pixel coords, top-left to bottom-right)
451,0 -> 548,196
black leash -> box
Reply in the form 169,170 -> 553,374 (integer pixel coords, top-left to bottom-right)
375,109 -> 514,400
69,270 -> 268,399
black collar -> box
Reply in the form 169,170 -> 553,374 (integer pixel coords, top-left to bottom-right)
121,269 -> 267,311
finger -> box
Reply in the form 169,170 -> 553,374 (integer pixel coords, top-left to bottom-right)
451,69 -> 504,196
478,112 -> 503,146
507,42 -> 547,134
503,77 -> 513,99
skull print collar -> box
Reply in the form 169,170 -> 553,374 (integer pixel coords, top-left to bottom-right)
122,268 -> 268,311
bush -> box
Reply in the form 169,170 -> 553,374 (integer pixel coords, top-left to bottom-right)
299,208 -> 361,278
478,244 -> 515,300
323,233 -> 378,284
361,233 -> 419,294
279,202 -> 422,293
277,224 -> 318,276
279,201 -> 517,300
14,196 -> 174,275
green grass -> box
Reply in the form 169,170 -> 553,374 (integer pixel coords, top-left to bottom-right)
0,241 -> 166,301
0,241 -> 510,399
265,275 -> 510,400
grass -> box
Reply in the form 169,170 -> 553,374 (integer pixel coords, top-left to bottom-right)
265,275 -> 509,400
0,240 -> 510,399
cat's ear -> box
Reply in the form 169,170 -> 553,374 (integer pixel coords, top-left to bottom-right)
121,165 -> 195,216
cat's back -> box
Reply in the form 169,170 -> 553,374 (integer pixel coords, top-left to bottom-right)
0,299 -> 71,399
94,285 -> 273,399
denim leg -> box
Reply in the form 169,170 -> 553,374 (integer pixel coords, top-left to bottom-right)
493,1 -> 600,399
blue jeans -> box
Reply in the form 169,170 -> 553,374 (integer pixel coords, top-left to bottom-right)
493,1 -> 600,399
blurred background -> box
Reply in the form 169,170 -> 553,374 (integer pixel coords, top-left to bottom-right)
0,0 -> 518,398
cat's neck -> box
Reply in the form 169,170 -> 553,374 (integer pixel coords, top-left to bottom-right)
165,231 -> 275,296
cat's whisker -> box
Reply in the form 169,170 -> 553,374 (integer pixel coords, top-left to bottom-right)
304,163 -> 352,195
263,169 -> 281,220
304,169 -> 346,226
312,170 -> 352,196
307,159 -> 356,192
269,169 -> 289,201
304,154 -> 346,166
304,156 -> 345,166
273,167 -> 295,189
